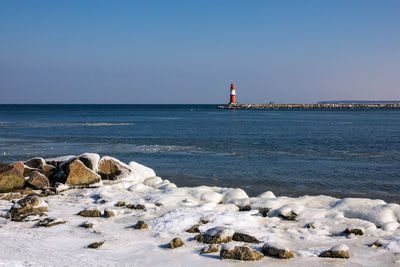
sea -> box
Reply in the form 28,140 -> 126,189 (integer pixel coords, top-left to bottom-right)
1,104 -> 399,203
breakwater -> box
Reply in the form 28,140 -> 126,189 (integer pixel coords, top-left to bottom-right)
217,103 -> 400,110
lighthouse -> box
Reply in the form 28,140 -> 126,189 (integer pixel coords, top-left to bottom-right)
230,83 -> 237,104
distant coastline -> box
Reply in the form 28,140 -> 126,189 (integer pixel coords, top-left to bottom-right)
218,103 -> 400,110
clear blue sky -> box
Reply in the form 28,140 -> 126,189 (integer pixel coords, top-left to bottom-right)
1,0 -> 399,104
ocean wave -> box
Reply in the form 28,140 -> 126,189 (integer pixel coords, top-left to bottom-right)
83,122 -> 134,127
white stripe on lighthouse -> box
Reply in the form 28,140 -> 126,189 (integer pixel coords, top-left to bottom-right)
230,90 -> 236,95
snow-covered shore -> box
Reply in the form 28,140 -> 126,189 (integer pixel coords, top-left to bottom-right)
1,154 -> 400,266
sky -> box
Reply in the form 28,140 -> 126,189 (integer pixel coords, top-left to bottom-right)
0,0 -> 399,104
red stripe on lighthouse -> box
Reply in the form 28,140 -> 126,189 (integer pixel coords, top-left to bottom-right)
230,83 -> 236,104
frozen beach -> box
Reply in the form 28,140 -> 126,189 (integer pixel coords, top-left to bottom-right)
1,154 -> 400,266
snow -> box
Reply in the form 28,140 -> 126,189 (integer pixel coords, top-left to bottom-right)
330,244 -> 349,252
77,153 -> 100,172
0,155 -> 400,266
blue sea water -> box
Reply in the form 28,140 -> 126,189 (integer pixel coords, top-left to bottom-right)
0,104 -> 399,203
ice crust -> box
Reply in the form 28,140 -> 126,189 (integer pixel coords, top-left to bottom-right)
1,155 -> 400,266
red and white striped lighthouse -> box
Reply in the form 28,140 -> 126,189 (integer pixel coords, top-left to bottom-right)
230,83 -> 237,104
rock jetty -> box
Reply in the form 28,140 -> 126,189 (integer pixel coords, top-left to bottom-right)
217,103 -> 400,110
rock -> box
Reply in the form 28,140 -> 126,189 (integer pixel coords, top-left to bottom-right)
24,157 -> 46,169
9,194 -> 48,221
11,162 -> 24,176
232,232 -> 260,243
194,226 -> 234,244
36,217 -> 65,227
200,244 -> 219,254
258,208 -> 270,217
262,244 -> 295,259
319,244 -> 350,259
1,192 -> 23,201
52,171 -> 67,185
155,202 -> 164,207
168,237 -> 184,249
88,241 -> 104,249
80,222 -> 94,228
27,171 -> 50,189
238,205 -> 251,211
77,153 -> 100,172
78,208 -> 101,217
116,201 -> 126,207
0,163 -> 25,193
65,160 -> 101,186
343,228 -> 364,236
220,245 -> 264,261
200,219 -> 210,224
103,209 -> 115,217
305,223 -> 315,229
371,240 -> 383,247
185,223 -> 201,233
98,156 -> 133,180
45,155 -> 75,169
134,220 -> 148,229
126,204 -> 145,210
279,210 -> 297,221
42,188 -> 57,196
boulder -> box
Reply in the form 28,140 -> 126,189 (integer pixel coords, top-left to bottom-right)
77,153 -> 100,172
11,162 -> 24,176
319,244 -> 350,259
88,241 -> 104,249
134,220 -> 148,230
194,226 -> 234,244
24,157 -> 46,169
52,171 -> 67,185
262,244 -> 295,259
45,155 -> 75,169
168,237 -> 184,249
27,171 -> 50,189
232,232 -> 260,243
200,244 -> 219,254
65,160 -> 101,186
9,194 -> 48,221
0,163 -> 25,193
78,208 -> 101,217
98,156 -> 133,180
36,217 -> 65,227
220,245 -> 264,261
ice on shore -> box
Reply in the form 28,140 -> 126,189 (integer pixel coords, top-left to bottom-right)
0,155 -> 400,266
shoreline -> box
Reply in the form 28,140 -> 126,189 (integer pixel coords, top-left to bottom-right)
217,103 -> 400,110
1,154 -> 400,265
